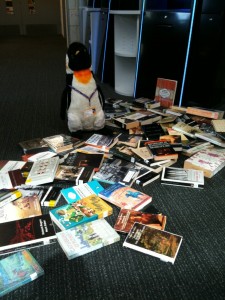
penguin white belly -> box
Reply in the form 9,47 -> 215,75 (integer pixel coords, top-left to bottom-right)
67,76 -> 105,132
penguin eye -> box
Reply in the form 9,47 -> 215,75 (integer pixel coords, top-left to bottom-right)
75,50 -> 80,55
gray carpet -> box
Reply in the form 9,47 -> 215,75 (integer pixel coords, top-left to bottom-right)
1,35 -> 225,300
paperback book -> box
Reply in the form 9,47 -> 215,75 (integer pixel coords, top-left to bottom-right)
19,137 -> 49,154
161,166 -> 204,188
40,186 -> 61,207
0,214 -> 56,255
142,123 -> 165,140
43,134 -> 83,153
93,158 -> 140,186
55,165 -> 95,185
0,249 -> 44,297
50,193 -> 112,231
98,182 -> 152,211
25,156 -> 59,185
0,169 -> 26,189
0,189 -> 22,208
123,223 -> 183,264
61,152 -> 104,171
112,111 -> 162,129
17,185 -> 61,208
182,140 -> 214,156
114,208 -> 167,234
56,218 -> 120,260
84,133 -> 119,152
135,171 -> 160,187
172,122 -> 202,138
194,132 -> 225,147
117,133 -> 142,148
61,180 -> 105,204
159,135 -> 183,152
186,106 -> 224,119
49,202 -> 98,231
183,148 -> 225,178
145,140 -> 178,161
0,191 -> 42,223
154,78 -> 178,108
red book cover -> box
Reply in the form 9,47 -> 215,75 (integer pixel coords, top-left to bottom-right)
155,78 -> 177,108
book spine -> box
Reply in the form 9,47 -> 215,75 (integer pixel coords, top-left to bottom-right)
186,107 -> 222,119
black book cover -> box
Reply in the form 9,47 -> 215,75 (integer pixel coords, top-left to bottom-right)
0,214 -> 56,254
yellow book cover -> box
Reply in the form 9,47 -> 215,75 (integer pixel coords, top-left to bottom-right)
76,194 -> 113,219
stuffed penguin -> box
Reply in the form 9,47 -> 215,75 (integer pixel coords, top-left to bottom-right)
61,42 -> 105,132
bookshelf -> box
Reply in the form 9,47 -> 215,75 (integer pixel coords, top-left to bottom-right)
110,10 -> 141,96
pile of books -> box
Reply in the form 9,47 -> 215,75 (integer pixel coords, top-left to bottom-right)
1,103 -> 225,295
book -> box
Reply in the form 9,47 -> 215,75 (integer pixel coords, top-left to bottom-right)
142,123 -> 165,140
159,135 -> 183,152
51,191 -> 112,230
161,166 -> 204,188
0,191 -> 42,223
43,134 -> 84,153
112,111 -> 162,130
93,158 -> 140,186
55,165 -> 95,185
123,223 -> 183,264
114,208 -> 167,233
194,132 -> 225,147
98,183 -> 152,211
172,121 -> 202,138
182,140 -> 214,157
167,127 -> 189,144
0,189 -> 22,208
109,144 -> 141,163
25,156 -> 59,185
16,185 -> 60,208
75,194 -> 113,218
61,152 -> 104,171
145,140 -> 179,161
0,169 -> 25,189
18,137 -> 49,154
130,146 -> 153,162
0,214 -> 56,255
49,202 -> 98,231
169,105 -> 187,114
154,78 -> 178,108
135,171 -> 160,187
27,151 -> 57,162
117,133 -> 142,148
0,249 -> 44,297
211,119 -> 225,133
183,148 -> 225,178
84,133 -> 119,152
104,104 -> 129,119
0,160 -> 26,172
56,219 -> 120,260
40,186 -> 61,207
61,180 -> 105,204
186,107 -> 224,119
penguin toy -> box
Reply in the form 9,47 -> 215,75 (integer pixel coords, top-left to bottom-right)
61,42 -> 105,133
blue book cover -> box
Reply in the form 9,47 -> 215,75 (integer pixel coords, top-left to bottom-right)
61,180 -> 105,204
50,202 -> 98,230
98,183 -> 152,211
0,249 -> 44,297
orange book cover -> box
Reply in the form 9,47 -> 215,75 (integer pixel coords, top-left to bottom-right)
155,78 -> 177,108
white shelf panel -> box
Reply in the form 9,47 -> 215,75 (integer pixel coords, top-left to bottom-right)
114,56 -> 136,96
110,10 -> 140,15
114,15 -> 139,57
